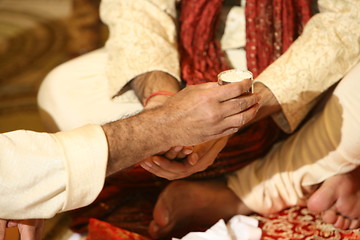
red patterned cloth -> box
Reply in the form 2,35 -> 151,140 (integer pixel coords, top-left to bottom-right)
87,218 -> 150,240
257,207 -> 360,239
87,207 -> 360,240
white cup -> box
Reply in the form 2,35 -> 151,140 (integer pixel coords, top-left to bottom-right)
217,69 -> 254,94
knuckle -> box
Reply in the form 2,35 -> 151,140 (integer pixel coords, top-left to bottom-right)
236,116 -> 246,127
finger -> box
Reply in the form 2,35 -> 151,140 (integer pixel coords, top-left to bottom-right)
152,157 -> 192,176
6,221 -> 18,228
18,219 -> 44,240
140,157 -> 190,180
164,146 -> 183,159
221,93 -> 261,118
186,153 -> 199,166
141,160 -> 181,180
216,79 -> 253,102
0,220 -> 6,240
176,146 -> 193,159
219,103 -> 260,131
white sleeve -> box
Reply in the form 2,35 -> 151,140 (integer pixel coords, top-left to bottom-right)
255,0 -> 360,133
100,0 -> 181,99
0,124 -> 108,219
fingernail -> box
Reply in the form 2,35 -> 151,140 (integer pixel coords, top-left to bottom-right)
189,154 -> 198,165
144,161 -> 152,168
173,146 -> 183,152
183,149 -> 193,155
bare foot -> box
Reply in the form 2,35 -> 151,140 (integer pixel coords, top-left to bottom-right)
307,167 -> 360,230
148,179 -> 252,239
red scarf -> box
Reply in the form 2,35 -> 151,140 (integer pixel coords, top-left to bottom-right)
70,0 -> 313,236
179,0 -> 312,82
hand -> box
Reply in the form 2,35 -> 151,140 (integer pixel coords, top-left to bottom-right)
103,79 -> 260,176
0,219 -> 44,240
158,80 -> 260,147
140,136 -> 228,180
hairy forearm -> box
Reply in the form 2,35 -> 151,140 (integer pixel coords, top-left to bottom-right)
102,108 -> 171,176
131,71 -> 181,105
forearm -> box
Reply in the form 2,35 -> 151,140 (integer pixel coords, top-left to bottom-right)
102,108 -> 172,176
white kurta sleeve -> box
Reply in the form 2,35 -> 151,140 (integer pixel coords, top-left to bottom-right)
255,0 -> 360,133
100,0 -> 180,99
0,124 -> 108,219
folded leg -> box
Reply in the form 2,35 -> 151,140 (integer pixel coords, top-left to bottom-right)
227,61 -> 360,215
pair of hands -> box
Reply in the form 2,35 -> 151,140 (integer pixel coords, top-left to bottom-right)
139,84 -> 231,180
0,219 -> 43,240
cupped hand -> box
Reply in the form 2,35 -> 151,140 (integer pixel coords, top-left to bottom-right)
140,136 -> 229,180
0,219 -> 44,240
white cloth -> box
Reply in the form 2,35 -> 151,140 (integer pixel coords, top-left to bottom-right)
174,215 -> 261,240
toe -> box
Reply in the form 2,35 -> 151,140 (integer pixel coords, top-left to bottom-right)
322,209 -> 338,224
349,219 -> 360,230
341,217 -> 351,230
308,185 -> 337,214
333,215 -> 346,229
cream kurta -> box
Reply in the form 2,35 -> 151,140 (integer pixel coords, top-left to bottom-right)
0,125 -> 108,219
33,0 -> 360,217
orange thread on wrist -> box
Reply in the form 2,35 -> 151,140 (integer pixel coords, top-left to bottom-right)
144,90 -> 175,106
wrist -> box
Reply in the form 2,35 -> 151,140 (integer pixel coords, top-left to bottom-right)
144,90 -> 175,107
131,71 -> 181,104
253,82 -> 281,122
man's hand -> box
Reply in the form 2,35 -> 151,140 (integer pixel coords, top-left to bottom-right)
160,79 -> 260,147
103,78 -> 260,176
0,219 -> 44,240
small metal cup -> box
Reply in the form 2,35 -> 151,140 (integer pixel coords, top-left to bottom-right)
217,69 -> 254,94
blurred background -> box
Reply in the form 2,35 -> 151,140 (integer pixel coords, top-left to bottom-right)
0,0 -> 107,238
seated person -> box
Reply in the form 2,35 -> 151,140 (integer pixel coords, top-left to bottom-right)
37,0 -> 360,238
